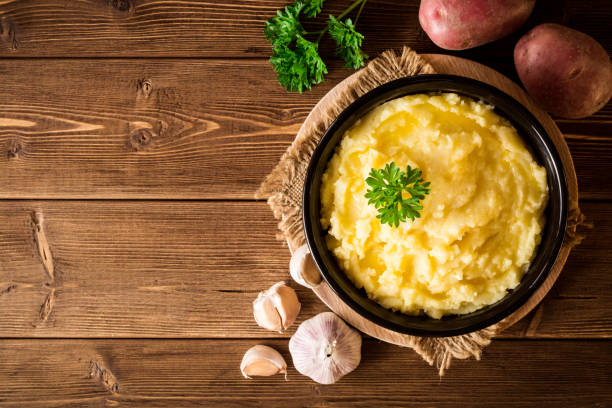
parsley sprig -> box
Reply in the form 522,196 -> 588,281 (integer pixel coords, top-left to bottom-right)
265,0 -> 368,92
303,0 -> 324,18
264,2 -> 306,48
365,162 -> 431,227
328,16 -> 368,69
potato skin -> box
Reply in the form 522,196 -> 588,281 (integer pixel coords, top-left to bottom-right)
514,24 -> 612,119
419,0 -> 535,50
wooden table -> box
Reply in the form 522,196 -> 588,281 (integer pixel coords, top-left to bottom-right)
0,1 -> 610,406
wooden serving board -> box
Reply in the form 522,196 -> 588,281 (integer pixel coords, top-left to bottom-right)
300,54 -> 579,343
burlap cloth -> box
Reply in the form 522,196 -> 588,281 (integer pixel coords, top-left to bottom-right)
257,46 -> 588,374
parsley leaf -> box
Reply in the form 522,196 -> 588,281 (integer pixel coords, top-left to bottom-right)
270,35 -> 327,93
365,162 -> 431,227
264,0 -> 368,92
328,16 -> 368,69
264,1 -> 305,48
303,0 -> 324,18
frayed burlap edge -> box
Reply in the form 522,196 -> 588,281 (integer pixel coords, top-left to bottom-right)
256,46 -> 588,375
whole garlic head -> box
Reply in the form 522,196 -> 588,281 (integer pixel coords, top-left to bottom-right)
240,345 -> 287,379
253,281 -> 301,332
290,244 -> 322,288
289,312 -> 361,384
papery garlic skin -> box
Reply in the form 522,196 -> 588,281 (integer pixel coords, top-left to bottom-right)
240,345 -> 287,379
253,281 -> 301,332
290,244 -> 322,288
289,312 -> 361,384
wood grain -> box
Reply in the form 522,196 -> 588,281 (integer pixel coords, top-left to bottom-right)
0,59 -> 610,199
0,58 -> 308,199
0,200 -> 608,338
0,0 -> 609,404
0,339 -> 610,407
0,0 -> 610,59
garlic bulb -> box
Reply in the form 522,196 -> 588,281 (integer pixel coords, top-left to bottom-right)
253,281 -> 301,332
290,244 -> 322,288
240,345 -> 287,378
289,312 -> 361,384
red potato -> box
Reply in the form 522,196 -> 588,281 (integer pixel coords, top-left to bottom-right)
514,24 -> 612,119
419,0 -> 536,50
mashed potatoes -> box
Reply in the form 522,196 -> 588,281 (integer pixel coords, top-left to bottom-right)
320,93 -> 548,318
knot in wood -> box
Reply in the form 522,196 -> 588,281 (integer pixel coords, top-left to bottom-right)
110,0 -> 131,11
138,79 -> 153,98
279,109 -> 293,121
0,18 -> 19,50
130,128 -> 153,150
89,359 -> 119,394
7,139 -> 23,159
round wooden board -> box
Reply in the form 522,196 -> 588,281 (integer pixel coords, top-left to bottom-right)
300,53 -> 578,344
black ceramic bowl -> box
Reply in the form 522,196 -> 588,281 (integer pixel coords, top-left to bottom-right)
303,75 -> 568,337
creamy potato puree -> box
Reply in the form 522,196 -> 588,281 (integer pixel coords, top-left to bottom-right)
320,93 -> 548,318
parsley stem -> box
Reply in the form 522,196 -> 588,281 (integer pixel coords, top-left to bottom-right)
315,27 -> 328,43
314,0 -> 366,44
354,0 -> 368,26
304,30 -> 325,35
337,0 -> 367,21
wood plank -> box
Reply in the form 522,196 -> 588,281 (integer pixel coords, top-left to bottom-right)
562,133 -> 612,200
0,58 -> 309,200
0,200 -> 609,338
0,200 -> 319,337
1,59 -> 611,199
0,339 -> 610,407
0,0 -> 610,59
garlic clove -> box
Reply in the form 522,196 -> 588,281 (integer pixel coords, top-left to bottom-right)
253,281 -> 301,332
253,292 -> 282,331
290,244 -> 322,288
240,345 -> 287,379
289,312 -> 361,384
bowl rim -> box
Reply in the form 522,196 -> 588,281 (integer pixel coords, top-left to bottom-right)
303,74 -> 568,337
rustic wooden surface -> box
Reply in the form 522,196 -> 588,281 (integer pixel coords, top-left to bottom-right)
0,0 -> 610,406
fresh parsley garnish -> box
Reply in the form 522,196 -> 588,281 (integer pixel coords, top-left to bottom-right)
328,16 -> 368,69
270,36 -> 327,93
264,2 -> 305,48
303,0 -> 324,18
264,0 -> 368,92
365,162 -> 431,227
